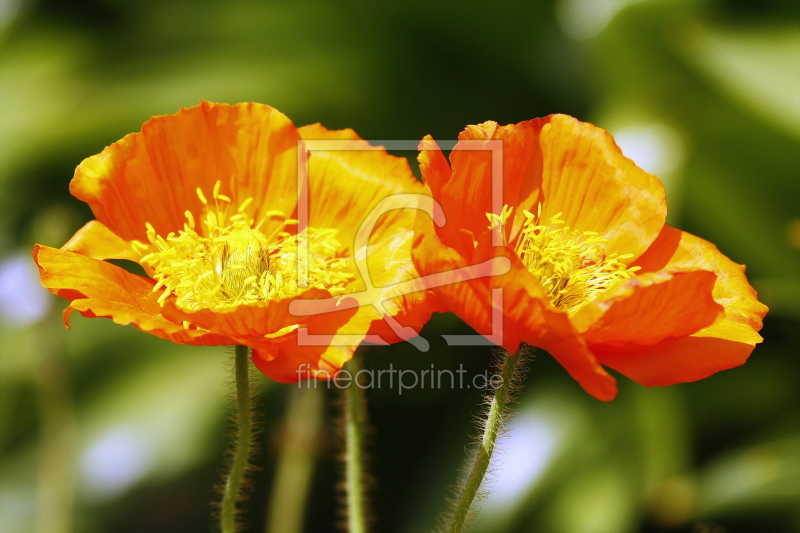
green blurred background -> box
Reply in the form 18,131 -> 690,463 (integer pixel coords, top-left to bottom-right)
1,1 -> 798,532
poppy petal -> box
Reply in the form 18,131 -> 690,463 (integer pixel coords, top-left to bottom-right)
573,270 -> 723,346
71,102 -> 301,242
298,123 -> 425,251
594,226 -> 768,386
62,220 -> 139,261
593,321 -> 761,387
298,123 -> 441,342
421,120 -> 548,256
358,226 -> 443,343
252,333 -> 355,383
159,288 -> 346,338
412,228 -> 618,401
417,136 -> 472,255
487,249 -> 619,402
633,225 -> 767,333
537,115 -> 667,261
411,225 -> 500,341
33,245 -> 232,345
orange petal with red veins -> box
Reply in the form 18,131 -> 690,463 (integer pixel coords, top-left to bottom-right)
71,102 -> 300,242
62,220 -> 139,261
452,119 -> 548,246
574,270 -> 722,347
33,245 -> 231,346
358,226 -> 444,343
252,291 -> 394,382
411,225 -> 504,342
537,115 -> 667,261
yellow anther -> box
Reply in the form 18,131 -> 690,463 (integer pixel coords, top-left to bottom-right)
138,194 -> 354,311
213,180 -> 221,199
157,289 -> 171,305
196,187 -> 208,205
488,203 -> 639,314
238,198 -> 253,212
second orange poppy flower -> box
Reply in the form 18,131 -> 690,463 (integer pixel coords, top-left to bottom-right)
412,115 -> 767,400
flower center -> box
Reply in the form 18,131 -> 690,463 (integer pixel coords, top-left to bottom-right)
488,204 -> 640,314
138,181 -> 353,311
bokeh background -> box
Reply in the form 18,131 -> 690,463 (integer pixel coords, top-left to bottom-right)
1,1 -> 798,532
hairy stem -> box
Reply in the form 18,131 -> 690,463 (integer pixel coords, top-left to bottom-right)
344,356 -> 368,533
446,348 -> 527,533
221,344 -> 254,533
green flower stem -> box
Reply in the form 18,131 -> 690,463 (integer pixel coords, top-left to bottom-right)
265,384 -> 324,533
221,344 -> 254,533
345,356 -> 368,533
34,314 -> 76,533
446,349 -> 522,533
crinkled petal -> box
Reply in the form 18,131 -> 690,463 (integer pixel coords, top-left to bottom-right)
357,226 -> 444,343
33,245 -> 231,346
592,321 -> 760,387
298,123 -> 425,250
573,270 -> 722,346
417,136 -> 471,255
62,220 -> 139,261
633,225 -> 767,333
594,226 -> 768,386
419,116 -> 666,263
160,288 -> 355,342
71,101 -> 301,242
419,120 -> 549,257
411,227 -> 618,401
299,123 -> 442,343
252,291 -> 394,383
487,248 -> 619,401
252,333 -> 356,383
536,115 -> 666,261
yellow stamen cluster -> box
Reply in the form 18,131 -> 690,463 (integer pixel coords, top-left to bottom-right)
138,181 -> 353,311
488,204 -> 640,314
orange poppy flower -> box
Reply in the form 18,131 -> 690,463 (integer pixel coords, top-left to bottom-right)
412,115 -> 767,401
34,101 -> 439,382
